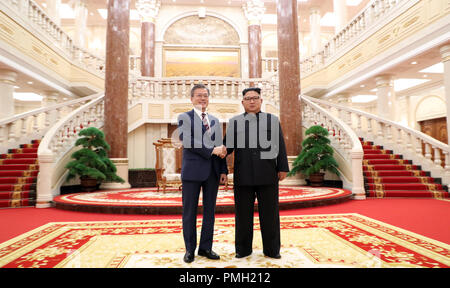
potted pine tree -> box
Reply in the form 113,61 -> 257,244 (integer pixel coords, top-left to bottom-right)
287,125 -> 339,186
65,127 -> 124,192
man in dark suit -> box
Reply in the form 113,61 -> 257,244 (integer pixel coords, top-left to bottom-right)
224,87 -> 289,259
177,84 -> 228,263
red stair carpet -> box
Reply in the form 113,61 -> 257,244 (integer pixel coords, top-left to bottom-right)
0,140 -> 40,208
361,138 -> 449,199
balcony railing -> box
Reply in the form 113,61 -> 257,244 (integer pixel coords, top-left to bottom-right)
1,0 -> 104,76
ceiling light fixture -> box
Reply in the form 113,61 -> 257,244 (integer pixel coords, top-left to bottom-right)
393,78 -> 430,91
419,62 -> 444,73
351,95 -> 377,103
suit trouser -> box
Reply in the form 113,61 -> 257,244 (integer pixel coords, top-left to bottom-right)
182,173 -> 219,253
233,184 -> 280,257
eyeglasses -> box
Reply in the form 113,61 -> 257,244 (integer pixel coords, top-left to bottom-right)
194,94 -> 209,98
243,96 -> 261,102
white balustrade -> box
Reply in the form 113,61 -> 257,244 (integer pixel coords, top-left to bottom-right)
299,0 -> 410,76
0,95 -> 101,154
1,0 -> 104,76
307,96 -> 450,190
129,76 -> 279,105
37,93 -> 104,208
301,95 -> 366,200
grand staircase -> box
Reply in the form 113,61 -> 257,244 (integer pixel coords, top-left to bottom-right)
361,138 -> 449,199
0,140 -> 40,208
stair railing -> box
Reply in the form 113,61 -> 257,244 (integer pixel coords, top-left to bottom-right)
1,0 -> 104,76
0,94 -> 103,154
300,0 -> 415,77
301,95 -> 366,199
307,97 -> 450,189
36,93 -> 105,208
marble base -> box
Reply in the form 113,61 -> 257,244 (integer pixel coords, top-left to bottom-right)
100,158 -> 131,190
280,156 -> 306,186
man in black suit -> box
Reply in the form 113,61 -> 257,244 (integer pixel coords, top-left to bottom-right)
177,84 -> 228,263
224,87 -> 289,259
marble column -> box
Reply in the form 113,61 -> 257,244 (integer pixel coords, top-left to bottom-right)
0,70 -> 17,119
333,0 -> 348,33
136,0 -> 160,77
74,0 -> 88,48
46,0 -> 61,26
309,7 -> 321,55
440,45 -> 450,144
243,0 -> 265,79
102,0 -> 131,189
277,0 -> 305,185
375,74 -> 396,120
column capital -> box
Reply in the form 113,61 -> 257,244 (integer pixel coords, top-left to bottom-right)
309,6 -> 321,15
375,74 -> 394,87
439,44 -> 450,62
243,0 -> 266,26
136,0 -> 161,23
0,69 -> 17,85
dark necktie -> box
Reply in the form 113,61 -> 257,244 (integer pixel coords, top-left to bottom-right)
201,112 -> 210,133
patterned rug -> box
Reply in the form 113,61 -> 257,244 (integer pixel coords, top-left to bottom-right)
53,186 -> 352,214
0,213 -> 448,268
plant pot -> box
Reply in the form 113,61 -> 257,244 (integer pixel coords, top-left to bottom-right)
309,173 -> 325,187
80,177 -> 98,192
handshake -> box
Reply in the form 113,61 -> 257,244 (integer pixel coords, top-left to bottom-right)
212,145 -> 227,159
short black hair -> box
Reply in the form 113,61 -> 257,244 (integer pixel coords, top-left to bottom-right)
242,87 -> 261,97
191,83 -> 210,98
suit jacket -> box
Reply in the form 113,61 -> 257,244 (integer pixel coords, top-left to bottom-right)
225,111 -> 289,186
178,109 -> 228,182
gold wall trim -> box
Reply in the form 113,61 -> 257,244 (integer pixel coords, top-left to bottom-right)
301,0 -> 449,91
0,11 -> 104,90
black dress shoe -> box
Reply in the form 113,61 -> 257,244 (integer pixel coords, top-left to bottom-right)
264,253 -> 281,259
198,249 -> 220,260
235,252 -> 252,258
183,251 -> 195,263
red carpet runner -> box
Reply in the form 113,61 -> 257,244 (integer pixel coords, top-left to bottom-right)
361,138 -> 449,199
0,140 -> 40,208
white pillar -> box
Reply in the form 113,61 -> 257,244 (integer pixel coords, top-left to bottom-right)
309,7 -> 322,55
74,0 -> 88,48
440,45 -> 450,144
46,0 -> 61,26
333,0 -> 348,33
0,70 -> 18,119
375,74 -> 396,120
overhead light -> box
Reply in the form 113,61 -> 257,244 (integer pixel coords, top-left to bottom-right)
360,84 -> 365,88
393,78 -> 431,91
351,95 -> 377,103
346,0 -> 362,6
27,81 -> 33,84
98,9 -> 140,20
262,14 -> 277,25
60,4 -> 75,19
410,61 -> 418,65
419,62 -> 444,73
320,12 -> 335,27
97,9 -> 107,19
14,93 -> 43,102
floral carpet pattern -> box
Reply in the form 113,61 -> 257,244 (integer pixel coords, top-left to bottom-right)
0,213 -> 448,268
53,186 -> 352,208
